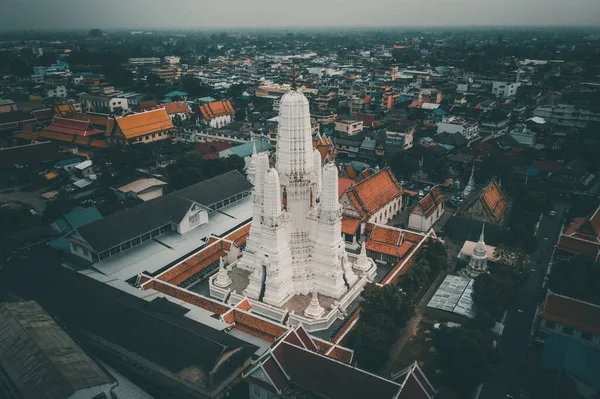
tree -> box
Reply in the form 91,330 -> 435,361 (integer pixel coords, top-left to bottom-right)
348,324 -> 390,371
472,273 -> 517,320
425,156 -> 448,183
434,326 -> 495,396
165,154 -> 245,191
88,29 -> 103,38
360,284 -> 413,328
387,153 -> 419,181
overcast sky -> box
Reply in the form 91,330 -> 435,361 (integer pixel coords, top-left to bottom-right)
1,0 -> 599,31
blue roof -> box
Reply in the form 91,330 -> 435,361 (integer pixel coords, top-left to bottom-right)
54,206 -> 103,233
432,108 -> 447,116
164,91 -> 188,98
197,96 -> 216,103
541,334 -> 600,389
56,157 -> 86,167
350,161 -> 370,172
527,167 -> 541,177
223,140 -> 272,158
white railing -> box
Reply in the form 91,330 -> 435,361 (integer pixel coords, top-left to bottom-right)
287,307 -> 343,332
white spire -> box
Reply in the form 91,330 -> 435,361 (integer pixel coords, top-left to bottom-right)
354,241 -> 371,271
313,149 -> 323,200
319,161 -> 341,218
263,167 -> 282,224
214,257 -> 232,288
304,287 -> 325,319
275,90 -> 314,182
463,163 -> 476,198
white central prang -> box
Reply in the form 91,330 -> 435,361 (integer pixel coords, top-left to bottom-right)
212,88 -> 376,321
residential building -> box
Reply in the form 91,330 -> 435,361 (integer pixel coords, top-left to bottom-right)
150,65 -> 181,82
0,301 -> 116,399
0,98 -> 18,113
107,108 -> 174,144
46,85 -> 67,98
74,159 -> 94,177
491,81 -> 521,98
80,93 -> 131,114
437,116 -> 479,140
128,57 -> 161,65
115,178 -> 168,202
509,124 -> 536,147
408,186 -> 445,232
533,105 -> 600,128
386,122 -> 416,153
556,205 -> 600,261
198,100 -> 235,128
164,55 -> 181,65
335,115 -> 363,136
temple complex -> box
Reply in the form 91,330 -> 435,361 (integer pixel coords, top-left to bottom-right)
210,86 -> 377,330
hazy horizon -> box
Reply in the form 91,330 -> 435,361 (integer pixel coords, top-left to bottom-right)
1,0 -> 600,31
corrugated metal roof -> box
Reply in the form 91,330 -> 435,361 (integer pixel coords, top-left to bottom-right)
0,301 -> 114,399
427,274 -> 476,319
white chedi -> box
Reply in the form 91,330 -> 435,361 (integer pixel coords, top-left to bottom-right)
214,257 -> 232,288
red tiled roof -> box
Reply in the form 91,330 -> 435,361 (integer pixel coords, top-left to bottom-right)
161,102 -> 190,115
42,117 -> 104,138
199,100 -> 235,121
338,177 -> 354,197
556,207 -> 600,258
229,309 -> 287,343
341,217 -> 361,236
417,186 -> 445,218
157,241 -> 226,285
538,292 -> 600,334
481,180 -> 507,222
345,168 -> 403,218
148,280 -> 229,315
224,223 -> 251,248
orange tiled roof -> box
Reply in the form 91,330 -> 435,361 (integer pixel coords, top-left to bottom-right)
481,180 -> 507,222
115,109 -> 174,139
224,223 -> 251,247
228,309 -> 288,343
345,165 -> 357,179
158,241 -> 226,285
199,100 -> 235,121
39,130 -> 76,143
149,280 -> 229,315
341,217 -> 361,236
235,298 -> 252,311
161,102 -> 190,115
346,168 -> 402,218
417,186 -> 445,218
538,292 -> 600,334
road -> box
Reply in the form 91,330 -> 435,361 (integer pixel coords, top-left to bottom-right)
479,200 -> 567,399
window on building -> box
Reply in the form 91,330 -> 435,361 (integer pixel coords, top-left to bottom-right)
131,237 -> 141,246
99,251 -> 110,260
151,229 -> 160,237
109,246 -> 121,256
562,326 -> 574,336
82,248 -> 89,256
121,241 -> 132,250
581,331 -> 593,341
142,233 -> 151,241
189,212 -> 200,225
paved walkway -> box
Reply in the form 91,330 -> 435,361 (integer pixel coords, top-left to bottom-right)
379,266 -> 449,377
0,187 -> 47,213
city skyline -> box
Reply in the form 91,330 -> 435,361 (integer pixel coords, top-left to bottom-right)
1,0 -> 600,31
